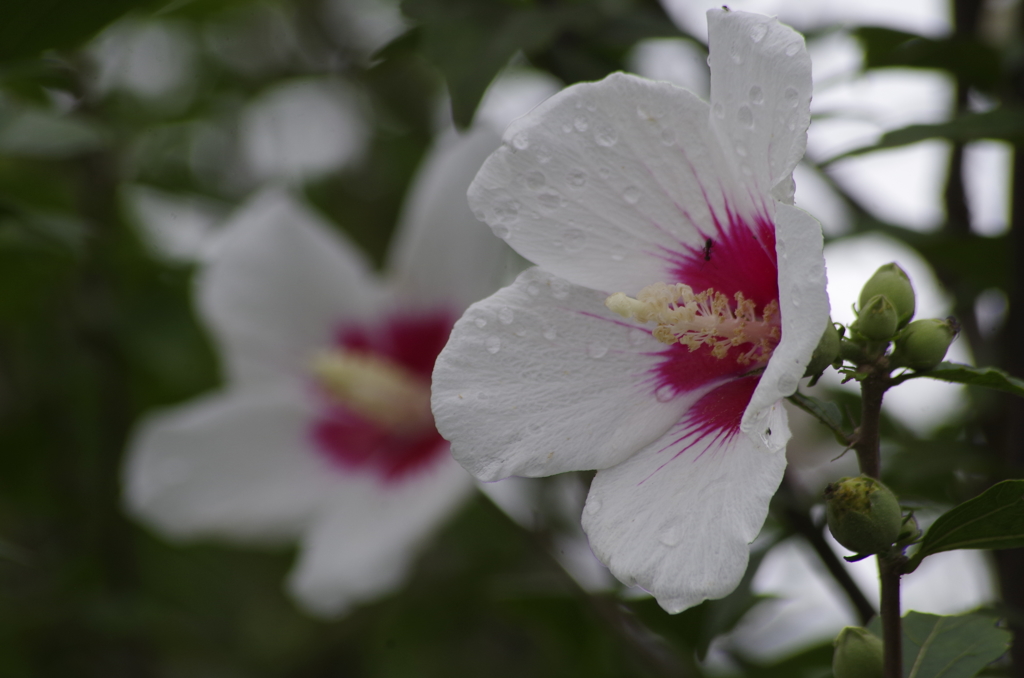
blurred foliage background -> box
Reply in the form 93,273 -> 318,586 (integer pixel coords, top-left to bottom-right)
1,0 -> 1023,675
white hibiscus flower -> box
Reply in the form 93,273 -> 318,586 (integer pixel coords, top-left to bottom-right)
431,9 -> 830,613
124,126 -> 507,617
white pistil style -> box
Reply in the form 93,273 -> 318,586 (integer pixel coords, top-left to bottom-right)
606,282 -> 781,364
310,350 -> 433,432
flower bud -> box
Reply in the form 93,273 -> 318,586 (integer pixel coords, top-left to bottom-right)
825,476 -> 902,555
853,294 -> 898,341
859,263 -> 915,328
890,317 -> 960,371
833,627 -> 884,678
804,318 -> 841,379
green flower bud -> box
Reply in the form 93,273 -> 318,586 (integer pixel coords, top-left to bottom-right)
825,476 -> 902,555
859,263 -> 916,328
833,627 -> 884,678
853,294 -> 899,341
890,317 -> 960,371
804,318 -> 841,379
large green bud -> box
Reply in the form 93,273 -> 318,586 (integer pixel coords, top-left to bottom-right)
825,476 -> 902,555
804,318 -> 841,379
853,294 -> 899,341
859,263 -> 916,328
890,317 -> 960,371
833,627 -> 884,678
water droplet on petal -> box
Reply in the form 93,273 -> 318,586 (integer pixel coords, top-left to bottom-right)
737,105 -> 754,128
598,166 -> 611,179
574,115 -> 589,132
659,527 -> 682,546
778,374 -> 799,393
749,85 -> 764,105
561,122 -> 573,133
623,186 -> 641,204
741,164 -> 753,177
735,144 -> 748,157
543,328 -> 557,341
494,198 -> 520,224
587,343 -> 608,359
661,128 -> 676,146
485,336 -> 501,354
628,328 -> 648,346
525,171 -> 545,190
655,384 -> 676,403
511,131 -> 529,150
474,317 -> 487,328
492,225 -> 510,240
750,23 -> 768,42
712,102 -> 725,119
611,253 -> 624,262
785,41 -> 801,57
784,86 -> 800,107
539,192 -> 563,209
567,170 -> 587,187
586,499 -> 601,515
563,228 -> 586,253
706,54 -> 712,66
730,51 -> 742,65
550,279 -> 570,300
498,307 -> 514,324
594,124 -> 618,147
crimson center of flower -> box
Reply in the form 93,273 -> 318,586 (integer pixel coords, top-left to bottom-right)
308,311 -> 454,483
606,282 -> 780,365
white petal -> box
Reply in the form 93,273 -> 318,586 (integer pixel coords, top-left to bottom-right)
581,417 -> 788,613
124,387 -> 335,543
431,267 -> 694,481
742,203 -> 830,450
199,189 -> 384,385
707,9 -> 812,203
287,455 -> 474,617
386,126 -> 509,309
468,72 -> 734,296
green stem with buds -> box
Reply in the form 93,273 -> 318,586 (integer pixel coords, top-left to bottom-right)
853,364 -> 902,678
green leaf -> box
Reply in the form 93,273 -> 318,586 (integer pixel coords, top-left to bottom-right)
892,362 -> 1024,399
906,480 -> 1024,572
854,27 -> 1001,89
0,0 -> 158,62
0,106 -> 106,157
900,612 -> 1010,678
401,0 -> 563,128
788,390 -> 850,443
825,108 -> 1024,163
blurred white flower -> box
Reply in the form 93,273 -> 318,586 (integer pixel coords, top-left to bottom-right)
431,10 -> 829,613
124,126 -> 507,617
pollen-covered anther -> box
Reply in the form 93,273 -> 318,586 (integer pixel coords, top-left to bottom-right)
605,284 -> 781,363
309,349 -> 433,432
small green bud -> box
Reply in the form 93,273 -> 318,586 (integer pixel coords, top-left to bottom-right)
859,263 -> 916,328
890,317 -> 960,371
853,294 -> 899,341
804,318 -> 841,379
825,476 -> 902,555
833,627 -> 884,678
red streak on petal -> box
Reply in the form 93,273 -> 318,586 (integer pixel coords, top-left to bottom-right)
309,308 -> 456,485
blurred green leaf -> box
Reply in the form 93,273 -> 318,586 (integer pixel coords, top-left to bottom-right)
881,612 -> 1011,678
401,0 -> 563,128
0,106 -> 106,157
892,363 -> 1024,398
906,480 -> 1024,572
734,640 -> 834,678
0,0 -> 157,61
826,108 -> 1024,163
789,390 -> 850,443
854,26 -> 1001,89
